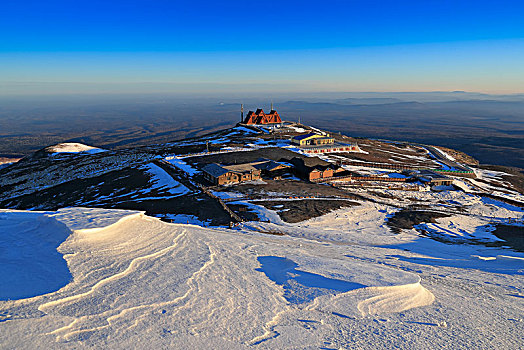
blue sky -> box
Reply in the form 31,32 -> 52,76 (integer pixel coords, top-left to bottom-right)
2,0 -> 524,94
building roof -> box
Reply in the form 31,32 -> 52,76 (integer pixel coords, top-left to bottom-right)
201,163 -> 230,177
417,170 -> 450,179
288,157 -> 336,172
202,162 -> 261,177
252,159 -> 290,171
243,108 -> 282,124
292,133 -> 319,141
222,163 -> 260,173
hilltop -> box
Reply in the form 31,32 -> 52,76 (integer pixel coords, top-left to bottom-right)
0,121 -> 522,225
0,119 -> 523,348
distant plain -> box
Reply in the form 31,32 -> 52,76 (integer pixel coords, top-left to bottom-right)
1,92 -> 522,168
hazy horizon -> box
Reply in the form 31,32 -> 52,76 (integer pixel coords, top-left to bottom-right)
1,1 -> 523,167
2,88 -> 524,99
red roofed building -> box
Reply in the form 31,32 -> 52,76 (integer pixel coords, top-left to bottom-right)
243,108 -> 282,124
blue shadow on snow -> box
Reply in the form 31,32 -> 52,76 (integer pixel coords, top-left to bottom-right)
0,212 -> 72,300
256,256 -> 365,304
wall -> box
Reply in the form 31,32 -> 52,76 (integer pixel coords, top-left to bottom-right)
216,171 -> 261,185
322,169 -> 334,178
309,170 -> 321,181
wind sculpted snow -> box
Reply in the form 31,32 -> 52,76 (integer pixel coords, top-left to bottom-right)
256,256 -> 366,304
0,200 -> 523,348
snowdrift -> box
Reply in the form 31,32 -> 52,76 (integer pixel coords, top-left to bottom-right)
1,201 -> 522,348
0,207 -> 435,348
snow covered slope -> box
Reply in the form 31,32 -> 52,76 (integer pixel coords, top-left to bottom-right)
1,206 -> 523,349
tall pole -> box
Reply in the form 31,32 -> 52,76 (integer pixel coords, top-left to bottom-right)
271,101 -> 273,111
241,104 -> 244,122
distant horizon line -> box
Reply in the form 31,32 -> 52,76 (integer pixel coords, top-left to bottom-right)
2,85 -> 524,97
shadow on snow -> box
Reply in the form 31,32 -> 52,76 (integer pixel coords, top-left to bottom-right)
256,256 -> 365,304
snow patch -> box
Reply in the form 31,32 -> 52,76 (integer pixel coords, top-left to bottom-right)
165,157 -> 200,176
142,163 -> 190,196
47,143 -> 106,155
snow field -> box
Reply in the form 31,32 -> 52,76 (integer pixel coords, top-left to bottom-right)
1,207 -> 436,348
1,190 -> 523,348
165,157 -> 200,176
142,162 -> 190,196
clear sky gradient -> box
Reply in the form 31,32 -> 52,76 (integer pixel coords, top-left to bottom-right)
2,0 -> 524,94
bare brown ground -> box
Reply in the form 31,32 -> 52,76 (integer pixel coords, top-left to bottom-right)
226,179 -> 364,200
492,225 -> 524,252
258,199 -> 360,223
387,208 -> 450,234
435,146 -> 479,166
479,165 -> 524,194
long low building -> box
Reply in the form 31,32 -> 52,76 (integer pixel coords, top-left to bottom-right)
415,170 -> 453,186
300,142 -> 361,154
291,133 -> 360,154
291,133 -> 334,146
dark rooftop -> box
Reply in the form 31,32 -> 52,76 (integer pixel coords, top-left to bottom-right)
292,133 -> 319,141
201,163 -> 229,177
